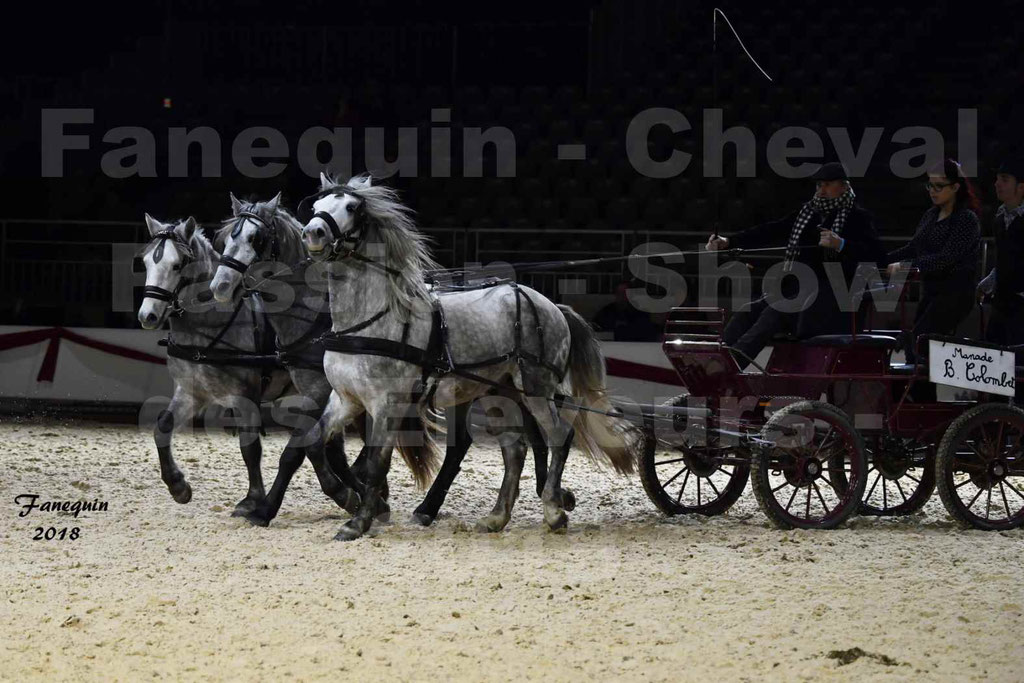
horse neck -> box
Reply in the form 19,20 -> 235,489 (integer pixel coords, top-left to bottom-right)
263,263 -> 330,347
169,238 -> 257,351
326,259 -> 400,334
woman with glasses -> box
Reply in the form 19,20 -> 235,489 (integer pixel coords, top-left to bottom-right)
886,159 -> 981,365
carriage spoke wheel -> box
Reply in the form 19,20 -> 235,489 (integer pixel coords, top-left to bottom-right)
936,403 -> 1024,531
752,400 -> 866,530
639,401 -> 749,516
831,436 -> 937,516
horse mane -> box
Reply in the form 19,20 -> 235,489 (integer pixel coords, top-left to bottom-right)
323,173 -> 441,318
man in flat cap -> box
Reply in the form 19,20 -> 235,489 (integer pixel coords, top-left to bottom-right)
978,156 -> 1024,345
706,162 -> 887,366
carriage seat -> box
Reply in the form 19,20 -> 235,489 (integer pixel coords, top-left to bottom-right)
799,334 -> 899,349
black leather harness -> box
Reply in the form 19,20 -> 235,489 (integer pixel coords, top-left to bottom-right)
317,281 -> 570,399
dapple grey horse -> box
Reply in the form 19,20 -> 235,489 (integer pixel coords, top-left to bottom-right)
138,214 -> 293,513
300,174 -> 643,541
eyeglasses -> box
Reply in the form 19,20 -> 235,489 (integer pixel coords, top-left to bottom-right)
924,182 -> 954,192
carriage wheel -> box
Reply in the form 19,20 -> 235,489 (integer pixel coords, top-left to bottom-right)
638,399 -> 749,516
752,400 -> 867,530
831,435 -> 937,516
935,403 -> 1024,531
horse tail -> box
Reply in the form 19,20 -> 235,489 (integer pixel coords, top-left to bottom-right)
558,305 -> 641,475
394,412 -> 439,489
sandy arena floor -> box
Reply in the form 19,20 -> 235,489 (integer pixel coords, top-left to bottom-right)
1,417 -> 1022,682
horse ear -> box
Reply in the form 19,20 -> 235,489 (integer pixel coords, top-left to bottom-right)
319,172 -> 332,190
180,216 -> 198,240
230,192 -> 243,216
266,192 -> 282,212
144,213 -> 162,236
348,174 -> 372,190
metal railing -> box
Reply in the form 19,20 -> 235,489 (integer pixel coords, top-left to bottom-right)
0,217 -> 996,315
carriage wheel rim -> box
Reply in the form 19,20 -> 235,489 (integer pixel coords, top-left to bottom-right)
947,416 -> 1024,526
653,445 -> 742,510
764,411 -> 862,526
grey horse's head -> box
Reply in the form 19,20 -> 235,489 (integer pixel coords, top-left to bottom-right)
138,214 -> 197,329
210,192 -> 282,303
301,173 -> 372,261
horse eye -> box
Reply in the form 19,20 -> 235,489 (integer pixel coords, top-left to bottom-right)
172,264 -> 182,272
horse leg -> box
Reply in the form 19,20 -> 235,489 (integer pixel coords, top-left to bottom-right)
523,396 -> 574,532
344,412 -> 391,522
304,395 -> 362,516
412,403 -> 471,526
229,400 -> 266,515
524,407 -> 576,512
154,388 -> 196,504
475,413 -> 527,532
335,405 -> 398,542
244,431 -> 306,527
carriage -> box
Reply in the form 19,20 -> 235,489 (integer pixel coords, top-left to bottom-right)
637,283 -> 1024,532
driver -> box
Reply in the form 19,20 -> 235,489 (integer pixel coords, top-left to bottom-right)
706,162 -> 886,367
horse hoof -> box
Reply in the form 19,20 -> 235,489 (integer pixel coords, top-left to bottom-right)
170,482 -> 192,504
561,489 -> 577,512
244,511 -> 271,528
334,522 -> 364,542
544,509 -> 568,532
410,512 -> 435,527
375,504 -> 392,524
474,516 -> 508,533
231,498 -> 260,517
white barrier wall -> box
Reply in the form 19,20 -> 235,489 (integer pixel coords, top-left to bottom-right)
0,326 -> 684,407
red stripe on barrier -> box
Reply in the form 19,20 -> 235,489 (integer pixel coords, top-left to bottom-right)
0,327 -> 166,382
604,356 -> 682,386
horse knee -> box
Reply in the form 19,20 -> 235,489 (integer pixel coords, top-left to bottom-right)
155,409 -> 174,435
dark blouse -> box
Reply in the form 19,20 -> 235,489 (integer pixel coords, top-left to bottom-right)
887,206 -> 980,283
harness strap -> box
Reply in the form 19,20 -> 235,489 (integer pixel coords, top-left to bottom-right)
313,210 -> 344,241
203,295 -> 248,350
163,339 -> 282,367
142,285 -> 177,303
320,334 -> 434,368
328,306 -> 390,337
219,254 -> 250,274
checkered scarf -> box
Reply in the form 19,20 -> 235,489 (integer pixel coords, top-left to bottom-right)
783,186 -> 855,270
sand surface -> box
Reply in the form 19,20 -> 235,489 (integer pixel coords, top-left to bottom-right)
1,417 -> 1022,682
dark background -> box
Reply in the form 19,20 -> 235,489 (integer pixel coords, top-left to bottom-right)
1,0 -> 1022,326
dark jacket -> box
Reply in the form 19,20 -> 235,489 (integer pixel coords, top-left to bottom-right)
887,206 -> 980,295
729,204 -> 886,337
993,212 -> 1024,312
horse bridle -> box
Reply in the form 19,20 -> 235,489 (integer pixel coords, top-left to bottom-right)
141,229 -> 193,317
219,208 -> 281,275
298,187 -> 370,262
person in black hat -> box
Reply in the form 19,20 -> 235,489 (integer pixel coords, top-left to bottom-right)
706,162 -> 887,366
886,159 -> 981,364
978,156 -> 1024,346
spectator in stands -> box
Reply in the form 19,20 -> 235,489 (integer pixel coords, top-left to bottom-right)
887,159 -> 981,363
978,156 -> 1024,346
593,281 -> 661,341
705,162 -> 886,366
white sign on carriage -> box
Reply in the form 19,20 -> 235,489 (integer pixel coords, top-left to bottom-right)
928,340 -> 1017,398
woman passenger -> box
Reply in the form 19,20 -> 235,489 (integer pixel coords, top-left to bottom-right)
886,159 -> 981,364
